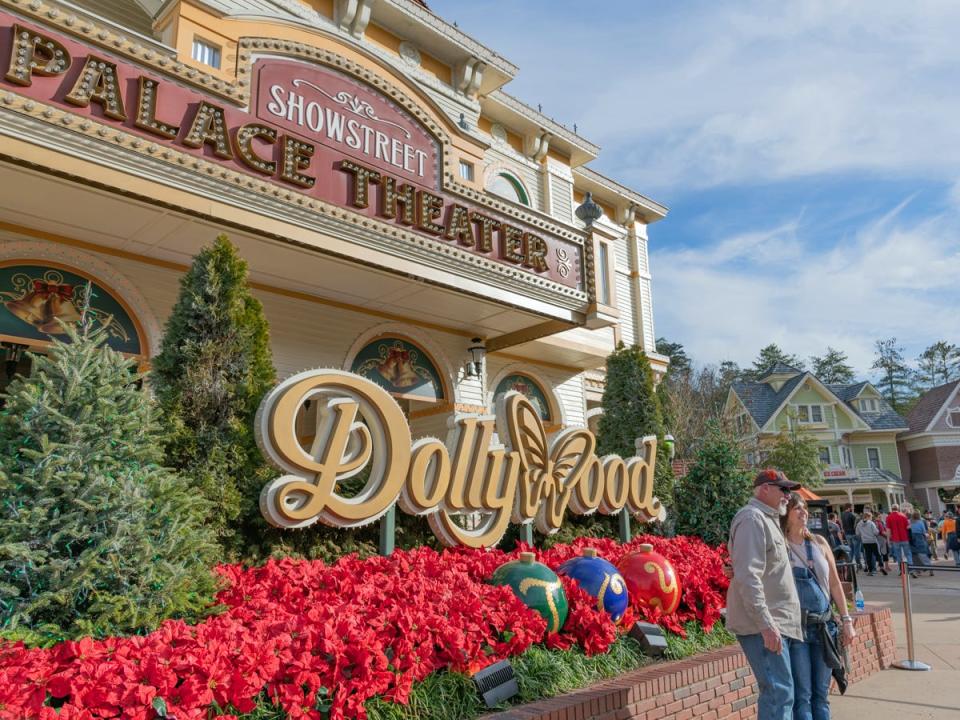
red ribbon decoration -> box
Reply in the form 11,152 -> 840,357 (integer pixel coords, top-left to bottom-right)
32,280 -> 75,300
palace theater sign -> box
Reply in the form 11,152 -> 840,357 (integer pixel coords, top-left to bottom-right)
0,19 -> 582,288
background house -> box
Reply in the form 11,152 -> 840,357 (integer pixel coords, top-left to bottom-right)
726,363 -> 910,510
898,380 -> 960,512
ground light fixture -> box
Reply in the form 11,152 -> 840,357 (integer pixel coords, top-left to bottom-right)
472,658 -> 519,707
466,337 -> 486,377
628,621 -> 669,657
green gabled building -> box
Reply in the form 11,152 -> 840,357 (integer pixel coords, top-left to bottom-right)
725,362 -> 910,510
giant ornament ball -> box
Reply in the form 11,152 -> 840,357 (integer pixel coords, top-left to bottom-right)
557,547 -> 629,622
489,552 -> 568,633
617,543 -> 681,614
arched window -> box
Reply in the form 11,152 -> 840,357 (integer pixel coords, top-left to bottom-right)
350,336 -> 445,403
0,262 -> 143,355
494,373 -> 552,422
488,172 -> 530,206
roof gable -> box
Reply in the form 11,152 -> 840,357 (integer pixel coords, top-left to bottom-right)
757,362 -> 804,381
733,373 -> 874,432
731,374 -> 806,429
906,380 -> 960,434
828,382 -> 909,431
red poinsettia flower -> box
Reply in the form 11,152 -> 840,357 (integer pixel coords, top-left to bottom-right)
0,538 -> 728,720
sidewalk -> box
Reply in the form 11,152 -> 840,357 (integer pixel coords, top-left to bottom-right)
834,557 -> 960,720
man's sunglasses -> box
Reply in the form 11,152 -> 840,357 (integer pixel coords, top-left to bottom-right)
767,483 -> 792,494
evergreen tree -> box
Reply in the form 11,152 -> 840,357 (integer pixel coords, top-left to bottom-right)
916,341 -> 960,388
597,344 -> 674,517
810,347 -> 856,384
871,337 -> 912,412
152,235 -> 276,556
673,421 -> 752,546
751,343 -> 805,377
764,420 -> 824,488
0,322 -> 218,644
655,337 -> 692,377
718,360 -> 744,393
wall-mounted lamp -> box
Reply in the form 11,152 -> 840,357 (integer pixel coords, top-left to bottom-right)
465,338 -> 486,378
1,342 -> 28,379
575,191 -> 603,227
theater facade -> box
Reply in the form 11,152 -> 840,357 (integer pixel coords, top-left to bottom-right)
0,0 -> 667,444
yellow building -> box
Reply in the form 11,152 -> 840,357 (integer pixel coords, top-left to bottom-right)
0,0 -> 667,442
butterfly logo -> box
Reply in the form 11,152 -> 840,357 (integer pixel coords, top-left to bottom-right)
498,392 -> 595,534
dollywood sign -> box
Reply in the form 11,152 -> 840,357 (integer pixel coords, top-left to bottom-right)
255,369 -> 665,548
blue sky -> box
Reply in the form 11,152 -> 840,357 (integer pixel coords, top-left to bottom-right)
429,0 -> 960,377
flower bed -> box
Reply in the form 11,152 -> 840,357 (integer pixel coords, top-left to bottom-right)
0,535 -> 728,720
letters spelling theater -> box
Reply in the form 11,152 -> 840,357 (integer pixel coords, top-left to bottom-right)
0,0 -> 669,501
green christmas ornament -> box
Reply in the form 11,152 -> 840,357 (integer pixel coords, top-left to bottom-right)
490,551 -> 568,633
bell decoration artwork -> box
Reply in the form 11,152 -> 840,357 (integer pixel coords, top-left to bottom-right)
489,552 -> 568,633
378,342 -> 419,388
557,547 -> 629,622
617,543 -> 681,615
4,279 -> 82,335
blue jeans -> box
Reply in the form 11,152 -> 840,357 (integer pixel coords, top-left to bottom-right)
790,633 -> 832,720
849,536 -> 862,567
890,541 -> 912,565
738,633 -> 795,720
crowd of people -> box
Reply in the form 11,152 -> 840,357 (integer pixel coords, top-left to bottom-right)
831,504 -> 960,577
725,467 -> 958,720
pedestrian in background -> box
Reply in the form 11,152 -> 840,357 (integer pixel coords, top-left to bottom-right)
886,505 -> 912,574
943,512 -> 959,567
909,511 -> 934,577
841,504 -> 861,570
856,512 -> 886,576
925,511 -> 939,559
875,511 -> 891,573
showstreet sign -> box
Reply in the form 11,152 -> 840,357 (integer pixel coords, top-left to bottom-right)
255,369 -> 665,548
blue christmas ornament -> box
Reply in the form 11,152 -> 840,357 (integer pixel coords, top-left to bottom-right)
557,548 -> 629,622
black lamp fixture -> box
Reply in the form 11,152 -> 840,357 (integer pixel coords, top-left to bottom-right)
472,659 -> 518,707
628,621 -> 669,657
575,191 -> 603,227
2,342 -> 27,379
465,338 -> 486,378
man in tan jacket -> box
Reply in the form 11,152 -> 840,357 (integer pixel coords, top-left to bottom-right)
727,469 -> 803,720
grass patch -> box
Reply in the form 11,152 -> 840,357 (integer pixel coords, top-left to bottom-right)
366,622 -> 734,720
664,621 -> 736,660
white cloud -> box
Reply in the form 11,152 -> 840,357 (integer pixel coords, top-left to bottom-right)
437,0 -> 960,191
429,0 -> 960,374
652,199 -> 960,375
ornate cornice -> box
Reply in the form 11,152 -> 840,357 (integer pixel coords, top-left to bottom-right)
573,166 -> 668,223
490,90 -> 599,157
381,0 -> 517,78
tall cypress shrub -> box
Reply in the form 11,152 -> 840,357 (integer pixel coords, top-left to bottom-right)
0,322 -> 219,645
152,235 -> 276,556
597,343 -> 675,524
673,420 -> 752,546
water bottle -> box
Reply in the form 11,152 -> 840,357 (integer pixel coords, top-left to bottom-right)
855,589 -> 865,612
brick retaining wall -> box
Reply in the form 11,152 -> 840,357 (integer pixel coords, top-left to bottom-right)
484,604 -> 895,720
